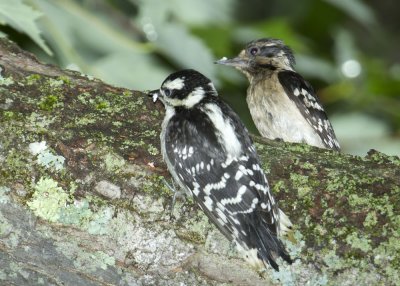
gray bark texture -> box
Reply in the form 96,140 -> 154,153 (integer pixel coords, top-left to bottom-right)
0,38 -> 399,286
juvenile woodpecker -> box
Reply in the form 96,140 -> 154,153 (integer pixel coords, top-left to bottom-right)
216,38 -> 340,150
149,69 -> 292,271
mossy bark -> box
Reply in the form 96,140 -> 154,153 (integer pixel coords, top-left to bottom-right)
0,38 -> 399,286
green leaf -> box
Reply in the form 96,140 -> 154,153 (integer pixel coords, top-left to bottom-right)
168,0 -> 233,25
136,0 -> 218,82
0,0 -> 52,55
296,54 -> 338,83
92,52 -> 172,90
323,0 -> 376,27
155,23 -> 217,81
27,0 -> 152,74
134,0 -> 233,26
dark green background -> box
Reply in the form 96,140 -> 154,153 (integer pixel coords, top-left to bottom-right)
2,0 -> 399,155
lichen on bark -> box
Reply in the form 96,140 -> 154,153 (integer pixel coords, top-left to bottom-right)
0,38 -> 399,285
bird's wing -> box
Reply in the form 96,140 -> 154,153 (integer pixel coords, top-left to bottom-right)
164,104 -> 289,270
278,70 -> 340,150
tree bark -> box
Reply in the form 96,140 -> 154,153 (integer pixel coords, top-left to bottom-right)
0,38 -> 399,286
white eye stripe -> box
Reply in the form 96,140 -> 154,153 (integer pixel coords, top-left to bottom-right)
163,77 -> 185,90
182,87 -> 205,108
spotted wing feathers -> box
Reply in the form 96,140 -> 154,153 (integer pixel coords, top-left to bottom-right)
165,101 -> 291,270
278,70 -> 340,150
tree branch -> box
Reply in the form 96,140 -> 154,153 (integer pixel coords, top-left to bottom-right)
0,38 -> 399,285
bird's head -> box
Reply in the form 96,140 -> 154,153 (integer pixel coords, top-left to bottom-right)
216,38 -> 295,76
149,69 -> 217,108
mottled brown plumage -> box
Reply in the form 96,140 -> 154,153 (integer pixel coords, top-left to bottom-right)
217,38 -> 340,150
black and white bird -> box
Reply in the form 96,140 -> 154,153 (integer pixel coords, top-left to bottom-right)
149,69 -> 292,271
216,38 -> 340,151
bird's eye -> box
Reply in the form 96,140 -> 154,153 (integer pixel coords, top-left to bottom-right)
163,89 -> 171,97
249,47 -> 259,56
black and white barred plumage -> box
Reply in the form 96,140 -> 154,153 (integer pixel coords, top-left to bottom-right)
216,38 -> 340,151
149,69 -> 292,271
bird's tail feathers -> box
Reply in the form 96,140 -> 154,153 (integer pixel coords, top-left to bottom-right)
257,222 -> 293,271
236,220 -> 292,272
278,208 -> 293,237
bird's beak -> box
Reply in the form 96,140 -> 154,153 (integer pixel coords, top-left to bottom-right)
215,56 -> 249,68
147,89 -> 160,103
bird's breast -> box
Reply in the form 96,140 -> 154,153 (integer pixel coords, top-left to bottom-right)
247,75 -> 324,146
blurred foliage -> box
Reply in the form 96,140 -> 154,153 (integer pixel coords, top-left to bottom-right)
0,0 -> 399,155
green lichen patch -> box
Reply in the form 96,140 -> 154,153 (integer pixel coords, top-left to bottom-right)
1,110 -> 15,119
142,175 -> 174,198
25,74 -> 42,85
26,176 -> 121,239
0,70 -> 165,212
2,70 -> 165,186
103,152 -> 126,173
63,89 -> 162,164
290,173 -> 312,199
38,94 -> 62,111
0,66 -> 15,86
55,241 -> 115,273
175,210 -> 211,245
85,206 -> 114,235
27,177 -> 70,222
35,148 -> 65,172
2,148 -> 34,183
2,44 -> 399,284
365,149 -> 400,166
283,168 -> 399,284
48,77 -> 69,88
247,138 -> 400,284
0,76 -> 14,86
37,150 -> 65,171
0,186 -> 11,204
58,199 -> 93,226
284,142 -> 313,153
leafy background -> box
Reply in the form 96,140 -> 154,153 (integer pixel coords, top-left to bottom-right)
1,0 -> 399,156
